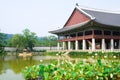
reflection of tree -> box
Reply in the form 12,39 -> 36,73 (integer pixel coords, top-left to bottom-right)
0,60 -> 3,74
8,58 -> 40,74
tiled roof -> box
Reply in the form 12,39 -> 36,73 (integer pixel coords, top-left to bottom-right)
50,5 -> 120,34
80,6 -> 120,27
49,20 -> 90,34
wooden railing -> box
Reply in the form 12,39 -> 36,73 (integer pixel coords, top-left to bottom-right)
94,35 -> 120,39
58,35 -> 120,42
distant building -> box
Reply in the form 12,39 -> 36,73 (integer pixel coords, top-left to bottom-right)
50,5 -> 120,52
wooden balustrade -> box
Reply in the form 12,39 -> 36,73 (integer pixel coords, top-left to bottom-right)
58,35 -> 120,42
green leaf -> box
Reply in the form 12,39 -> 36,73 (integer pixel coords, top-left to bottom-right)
71,71 -> 77,78
44,72 -> 49,80
78,77 -> 84,80
85,71 -> 95,77
97,59 -> 102,66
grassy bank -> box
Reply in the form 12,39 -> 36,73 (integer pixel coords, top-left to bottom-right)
69,51 -> 120,59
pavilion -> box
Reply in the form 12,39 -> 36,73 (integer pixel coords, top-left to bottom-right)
50,5 -> 120,52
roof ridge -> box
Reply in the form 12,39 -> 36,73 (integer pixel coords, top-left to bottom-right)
77,5 -> 120,14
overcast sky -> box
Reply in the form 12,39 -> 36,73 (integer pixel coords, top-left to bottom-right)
0,0 -> 120,36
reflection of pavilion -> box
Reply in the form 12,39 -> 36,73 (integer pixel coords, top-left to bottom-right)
50,5 -> 120,52
18,49 -> 32,58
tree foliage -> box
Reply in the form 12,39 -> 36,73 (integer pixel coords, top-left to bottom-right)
10,34 -> 25,50
38,35 -> 57,47
0,33 -> 7,47
7,29 -> 58,50
0,32 -> 6,56
23,29 -> 37,51
10,28 -> 38,51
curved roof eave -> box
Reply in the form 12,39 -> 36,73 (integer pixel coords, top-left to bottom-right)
94,20 -> 120,28
49,20 -> 91,34
80,5 -> 120,27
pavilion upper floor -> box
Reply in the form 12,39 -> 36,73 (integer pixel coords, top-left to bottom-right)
58,25 -> 120,42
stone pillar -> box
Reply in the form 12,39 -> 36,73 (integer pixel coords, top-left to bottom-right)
82,39 -> 86,50
102,39 -> 105,51
92,38 -> 95,51
68,41 -> 71,50
75,40 -> 78,50
62,42 -> 65,50
111,39 -> 114,51
71,42 -> 74,50
65,42 -> 68,50
119,40 -> 120,50
57,42 -> 60,50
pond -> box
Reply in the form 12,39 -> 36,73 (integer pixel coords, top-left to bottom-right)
0,55 -> 58,80
0,52 -> 119,80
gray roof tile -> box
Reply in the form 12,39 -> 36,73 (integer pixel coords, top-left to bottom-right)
49,20 -> 90,34
81,7 -> 120,27
50,6 -> 120,34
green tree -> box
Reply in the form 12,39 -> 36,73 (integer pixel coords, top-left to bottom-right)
40,36 -> 50,46
38,35 -> 57,47
48,35 -> 57,47
23,29 -> 37,51
0,33 -> 7,47
11,34 -> 25,51
0,32 -> 7,58
10,29 -> 38,51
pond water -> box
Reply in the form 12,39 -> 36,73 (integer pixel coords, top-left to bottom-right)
0,55 -> 57,80
0,53 -> 119,80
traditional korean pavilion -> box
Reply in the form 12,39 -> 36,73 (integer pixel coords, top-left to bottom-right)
50,5 -> 120,52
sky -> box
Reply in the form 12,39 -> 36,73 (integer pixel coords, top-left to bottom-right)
0,0 -> 120,36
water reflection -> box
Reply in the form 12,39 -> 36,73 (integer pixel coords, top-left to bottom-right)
8,58 -> 40,74
0,60 -> 3,74
0,69 -> 24,80
0,55 -> 57,80
0,56 -> 40,80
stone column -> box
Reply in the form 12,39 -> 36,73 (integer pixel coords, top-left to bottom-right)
92,38 -> 95,51
65,42 -> 68,50
119,40 -> 120,50
102,39 -> 105,51
82,39 -> 86,50
75,40 -> 78,50
68,41 -> 71,50
111,39 -> 114,51
71,42 -> 74,50
57,42 -> 60,50
62,42 -> 65,50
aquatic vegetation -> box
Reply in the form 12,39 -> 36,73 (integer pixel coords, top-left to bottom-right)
69,51 -> 88,58
22,60 -> 120,80
69,51 -> 120,59
46,51 -> 64,56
